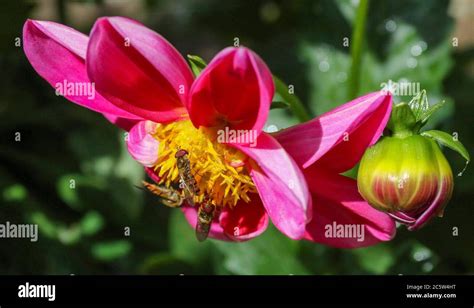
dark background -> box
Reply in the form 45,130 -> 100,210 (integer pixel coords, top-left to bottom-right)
0,0 -> 472,275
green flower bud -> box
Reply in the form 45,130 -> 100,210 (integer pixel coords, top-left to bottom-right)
358,135 -> 453,215
357,91 -> 469,230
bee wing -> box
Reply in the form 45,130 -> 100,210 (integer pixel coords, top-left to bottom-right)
157,189 -> 183,208
183,189 -> 195,206
195,221 -> 210,242
141,181 -> 183,208
195,201 -> 217,242
160,198 -> 182,208
179,176 -> 195,206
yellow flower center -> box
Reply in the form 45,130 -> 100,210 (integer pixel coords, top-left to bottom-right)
152,120 -> 257,208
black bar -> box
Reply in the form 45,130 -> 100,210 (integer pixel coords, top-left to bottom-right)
0,275 -> 472,307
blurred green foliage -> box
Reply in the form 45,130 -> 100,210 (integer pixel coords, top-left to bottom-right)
0,0 -> 472,275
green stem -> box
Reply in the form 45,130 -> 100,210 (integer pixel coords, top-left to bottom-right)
273,76 -> 311,122
57,0 -> 67,24
347,0 -> 369,100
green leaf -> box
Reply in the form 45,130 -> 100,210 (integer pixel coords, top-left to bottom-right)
79,211 -> 104,236
29,212 -> 58,239
420,100 -> 446,125
212,225 -> 309,275
302,22 -> 454,127
91,240 -> 132,261
2,184 -> 27,202
421,130 -> 470,163
139,253 -> 193,274
57,225 -> 82,245
267,108 -> 299,130
56,174 -> 106,211
352,244 -> 395,274
187,54 -> 207,77
169,210 -> 212,265
270,101 -> 290,109
273,75 -> 311,122
114,134 -> 146,184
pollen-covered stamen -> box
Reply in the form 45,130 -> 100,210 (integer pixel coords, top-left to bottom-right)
151,120 -> 257,208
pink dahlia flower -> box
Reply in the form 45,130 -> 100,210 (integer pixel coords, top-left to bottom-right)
23,17 -> 311,241
275,92 -> 397,248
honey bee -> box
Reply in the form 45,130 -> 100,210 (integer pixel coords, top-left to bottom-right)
175,149 -> 200,206
195,196 -> 219,242
141,181 -> 184,208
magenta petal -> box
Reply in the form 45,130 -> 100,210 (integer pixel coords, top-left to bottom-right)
275,91 -> 392,171
87,17 -> 193,123
234,133 -> 311,240
103,113 -> 139,131
181,206 -> 231,241
304,169 -> 396,248
145,167 -> 161,183
23,19 -> 138,119
187,47 -> 274,134
388,212 -> 416,224
126,121 -> 159,167
219,195 -> 269,241
408,175 -> 452,231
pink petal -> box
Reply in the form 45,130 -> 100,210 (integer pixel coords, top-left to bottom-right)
181,196 -> 268,242
234,133 -> 311,240
126,121 -> 159,167
304,168 -> 396,248
187,47 -> 274,134
219,195 -> 269,241
23,19 -> 138,119
275,91 -> 392,172
145,167 -> 161,183
103,113 -> 139,131
87,17 -> 193,123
